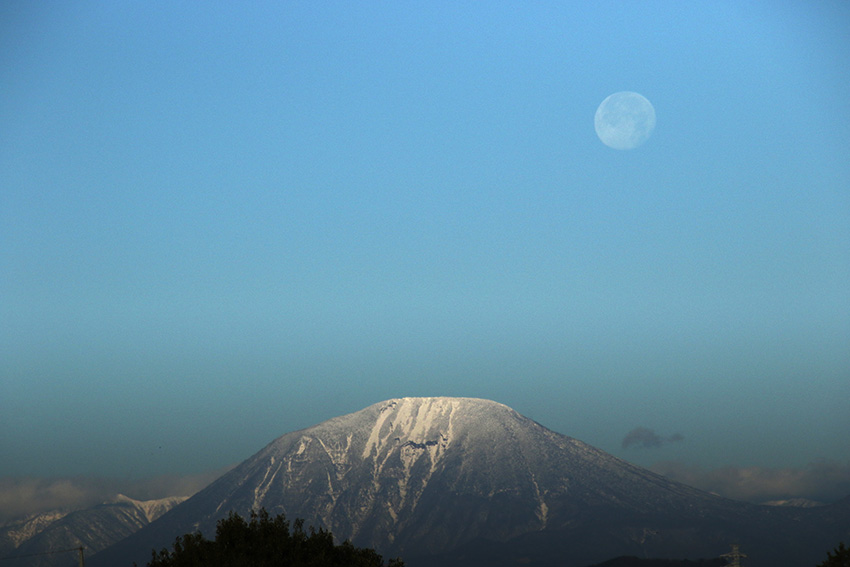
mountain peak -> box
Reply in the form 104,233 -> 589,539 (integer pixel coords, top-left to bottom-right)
96,396 -> 684,562
357,397 -> 516,460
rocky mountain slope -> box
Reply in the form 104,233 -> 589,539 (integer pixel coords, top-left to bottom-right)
0,495 -> 185,567
89,397 -> 850,567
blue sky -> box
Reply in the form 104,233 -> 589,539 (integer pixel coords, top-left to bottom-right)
1,2 -> 848,500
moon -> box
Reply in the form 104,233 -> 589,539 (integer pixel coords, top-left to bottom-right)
594,92 -> 656,150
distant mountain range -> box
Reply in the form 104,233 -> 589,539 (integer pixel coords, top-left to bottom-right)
0,495 -> 185,567
8,398 -> 848,567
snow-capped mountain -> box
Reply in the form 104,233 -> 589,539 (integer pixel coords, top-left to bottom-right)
0,510 -> 69,555
90,397 -> 850,567
0,495 -> 186,567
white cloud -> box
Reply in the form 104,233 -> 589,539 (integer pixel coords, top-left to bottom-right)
651,460 -> 850,504
0,466 -> 233,524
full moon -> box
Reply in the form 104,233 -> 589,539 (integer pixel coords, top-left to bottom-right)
594,91 -> 656,150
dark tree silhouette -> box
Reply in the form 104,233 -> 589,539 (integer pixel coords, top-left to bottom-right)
817,542 -> 850,567
144,509 -> 403,567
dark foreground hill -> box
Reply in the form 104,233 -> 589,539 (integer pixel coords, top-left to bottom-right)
89,397 -> 850,567
587,557 -> 727,567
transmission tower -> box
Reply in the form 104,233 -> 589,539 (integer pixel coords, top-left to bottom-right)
721,544 -> 746,567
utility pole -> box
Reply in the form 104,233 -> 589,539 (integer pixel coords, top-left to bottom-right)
721,544 -> 746,567
77,547 -> 84,567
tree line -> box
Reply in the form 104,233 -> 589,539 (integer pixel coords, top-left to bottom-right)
143,509 -> 403,567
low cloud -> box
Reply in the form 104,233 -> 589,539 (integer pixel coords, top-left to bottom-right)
622,427 -> 684,449
0,467 -> 233,525
651,460 -> 850,504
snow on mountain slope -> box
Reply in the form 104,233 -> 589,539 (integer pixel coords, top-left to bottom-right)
1,496 -> 186,567
0,510 -> 69,553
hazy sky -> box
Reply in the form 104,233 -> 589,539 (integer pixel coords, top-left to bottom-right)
2,2 -> 848,501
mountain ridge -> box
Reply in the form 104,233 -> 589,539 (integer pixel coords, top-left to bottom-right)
0,496 -> 186,567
